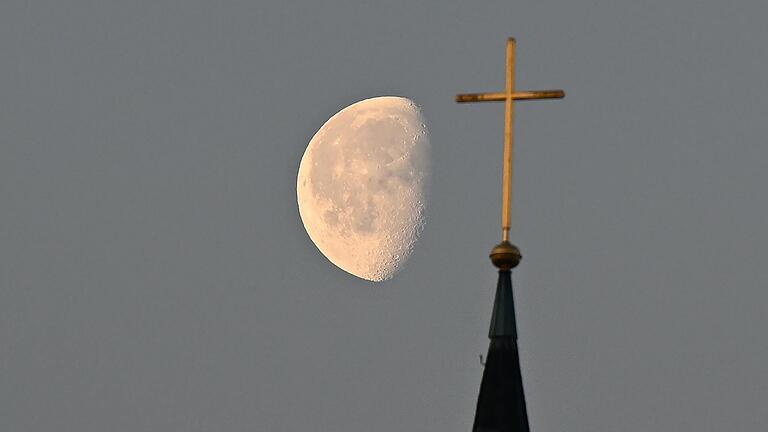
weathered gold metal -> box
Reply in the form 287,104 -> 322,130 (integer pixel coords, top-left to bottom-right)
456,37 -> 564,268
489,240 -> 522,270
456,90 -> 565,103
502,38 -> 515,243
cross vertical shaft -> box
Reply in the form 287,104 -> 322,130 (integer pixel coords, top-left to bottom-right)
502,38 -> 516,242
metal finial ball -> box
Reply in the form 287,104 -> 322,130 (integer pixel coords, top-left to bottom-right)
489,241 -> 521,270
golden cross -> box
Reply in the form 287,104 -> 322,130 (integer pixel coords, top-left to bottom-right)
457,37 -> 564,248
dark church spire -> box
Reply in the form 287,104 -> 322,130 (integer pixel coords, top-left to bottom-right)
471,242 -> 530,432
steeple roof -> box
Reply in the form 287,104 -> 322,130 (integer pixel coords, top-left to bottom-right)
472,270 -> 529,432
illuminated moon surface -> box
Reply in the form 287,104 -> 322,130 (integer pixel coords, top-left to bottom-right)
297,96 -> 430,282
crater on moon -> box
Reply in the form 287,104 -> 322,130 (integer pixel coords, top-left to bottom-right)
297,96 -> 430,281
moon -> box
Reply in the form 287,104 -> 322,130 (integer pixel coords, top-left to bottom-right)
297,96 -> 430,282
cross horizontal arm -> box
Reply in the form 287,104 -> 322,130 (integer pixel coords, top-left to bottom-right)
456,89 -> 565,103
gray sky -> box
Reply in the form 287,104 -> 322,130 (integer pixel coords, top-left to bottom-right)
1,1 -> 767,431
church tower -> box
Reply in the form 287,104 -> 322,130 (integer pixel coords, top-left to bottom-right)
456,38 -> 564,431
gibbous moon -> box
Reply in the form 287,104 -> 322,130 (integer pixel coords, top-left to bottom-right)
297,96 -> 430,282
